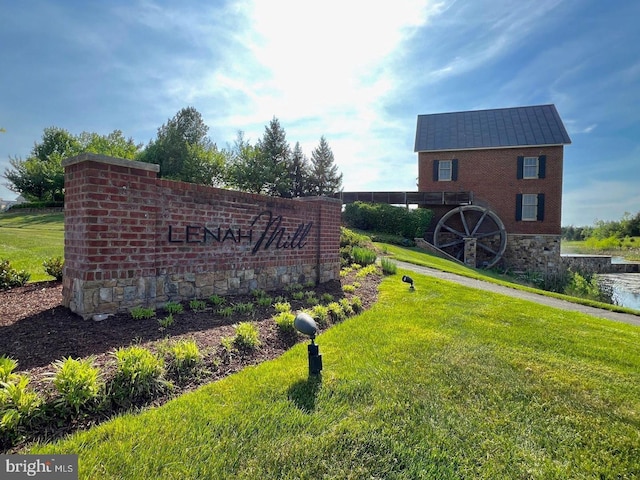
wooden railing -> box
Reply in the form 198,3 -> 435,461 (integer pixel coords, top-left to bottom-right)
334,191 -> 473,206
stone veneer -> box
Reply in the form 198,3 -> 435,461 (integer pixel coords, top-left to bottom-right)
62,154 -> 342,319
502,234 -> 562,274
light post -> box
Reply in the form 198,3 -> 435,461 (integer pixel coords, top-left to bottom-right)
294,312 -> 323,376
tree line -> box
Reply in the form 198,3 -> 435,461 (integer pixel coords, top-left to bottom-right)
562,211 -> 640,241
3,107 -> 343,202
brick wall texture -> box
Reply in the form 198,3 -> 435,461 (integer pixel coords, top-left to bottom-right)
61,154 -> 341,318
418,145 -> 564,235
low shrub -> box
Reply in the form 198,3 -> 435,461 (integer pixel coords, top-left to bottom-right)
43,256 -> 64,281
380,257 -> 397,275
130,306 -> 155,320
310,305 -> 329,328
0,355 -> 18,384
165,302 -> 184,315
0,259 -> 30,290
352,247 -> 377,266
342,284 -> 356,293
274,312 -> 296,335
235,302 -> 255,314
274,301 -> 291,313
1,374 -> 42,435
166,340 -> 201,376
158,314 -> 175,329
110,346 -> 166,405
327,302 -> 346,323
209,294 -> 225,306
50,357 -> 102,413
234,322 -> 261,350
339,298 -> 354,316
350,296 -> 363,313
189,299 -> 207,312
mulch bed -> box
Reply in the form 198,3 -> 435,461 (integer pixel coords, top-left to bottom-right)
0,271 -> 381,452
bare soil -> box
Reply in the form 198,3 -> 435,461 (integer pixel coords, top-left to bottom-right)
0,272 -> 381,452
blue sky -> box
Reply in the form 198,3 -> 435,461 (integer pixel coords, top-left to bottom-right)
1,0 -> 638,227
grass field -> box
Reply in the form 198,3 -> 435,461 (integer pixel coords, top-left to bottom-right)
29,269 -> 640,479
0,211 -> 64,282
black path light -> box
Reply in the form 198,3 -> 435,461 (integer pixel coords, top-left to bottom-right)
402,275 -> 415,290
294,312 -> 323,376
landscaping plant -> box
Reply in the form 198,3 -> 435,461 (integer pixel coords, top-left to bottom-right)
233,322 -> 261,350
50,357 -> 102,414
110,346 -> 166,406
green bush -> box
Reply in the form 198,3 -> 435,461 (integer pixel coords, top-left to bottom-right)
1,374 -> 42,434
327,302 -> 346,323
342,202 -> 433,239
234,322 -> 261,350
352,246 -> 377,266
0,356 -> 18,384
209,294 -> 225,306
167,340 -> 201,375
130,306 -> 155,320
43,256 -> 64,281
0,259 -> 30,290
310,305 -> 329,327
274,301 -> 291,313
380,257 -> 398,275
274,312 -> 296,335
189,299 -> 207,312
110,346 -> 166,405
51,357 -> 102,413
350,296 -> 364,313
165,302 -> 184,315
158,314 -> 175,329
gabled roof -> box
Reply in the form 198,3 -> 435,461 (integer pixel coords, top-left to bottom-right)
414,104 -> 571,152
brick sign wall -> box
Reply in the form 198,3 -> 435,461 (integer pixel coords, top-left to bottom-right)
62,154 -> 341,319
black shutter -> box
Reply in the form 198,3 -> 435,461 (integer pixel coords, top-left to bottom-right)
537,194 -> 545,221
516,194 -> 523,221
451,159 -> 458,181
517,156 -> 524,179
538,155 -> 546,178
433,160 -> 439,181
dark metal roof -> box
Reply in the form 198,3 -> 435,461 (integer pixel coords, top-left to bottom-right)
414,104 -> 571,152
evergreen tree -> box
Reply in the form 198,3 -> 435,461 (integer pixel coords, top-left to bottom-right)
290,142 -> 310,197
256,117 -> 292,197
308,136 -> 342,196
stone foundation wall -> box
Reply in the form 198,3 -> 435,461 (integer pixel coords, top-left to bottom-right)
560,255 -> 640,274
503,234 -> 562,274
62,154 -> 341,319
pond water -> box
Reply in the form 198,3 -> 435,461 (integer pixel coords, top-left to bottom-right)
597,273 -> 640,311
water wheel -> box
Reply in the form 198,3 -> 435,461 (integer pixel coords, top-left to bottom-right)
433,205 -> 507,268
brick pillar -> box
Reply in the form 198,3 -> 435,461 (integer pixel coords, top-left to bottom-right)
297,196 -> 342,283
62,154 -> 160,319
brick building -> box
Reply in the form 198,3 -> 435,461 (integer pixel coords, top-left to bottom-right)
414,104 -> 571,273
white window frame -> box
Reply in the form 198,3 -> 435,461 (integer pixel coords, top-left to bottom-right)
523,156 -> 539,179
521,194 -> 538,221
438,160 -> 452,181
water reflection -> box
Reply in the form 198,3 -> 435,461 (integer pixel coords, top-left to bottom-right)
597,273 -> 640,311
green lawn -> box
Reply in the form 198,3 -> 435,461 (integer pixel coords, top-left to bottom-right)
0,211 -> 64,282
380,243 -> 640,315
31,269 -> 640,479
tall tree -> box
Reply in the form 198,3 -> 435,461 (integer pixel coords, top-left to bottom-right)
224,131 -> 268,194
4,127 -> 140,202
290,142 -> 310,197
256,117 -> 292,197
138,106 -> 224,184
308,136 -> 342,196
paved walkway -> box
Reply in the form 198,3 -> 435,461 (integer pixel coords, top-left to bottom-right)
396,261 -> 640,328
